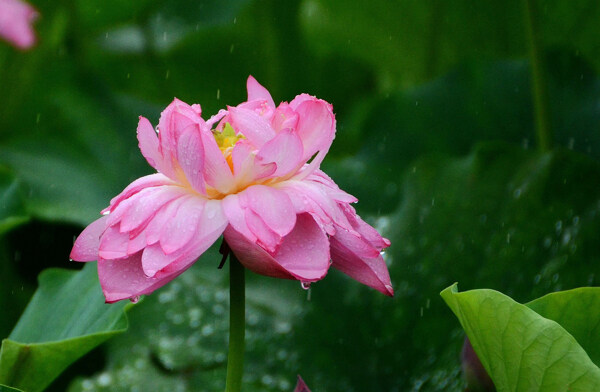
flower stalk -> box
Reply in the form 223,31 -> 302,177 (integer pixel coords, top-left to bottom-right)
225,251 -> 245,392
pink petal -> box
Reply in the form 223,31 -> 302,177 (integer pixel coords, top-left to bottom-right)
159,196 -> 203,254
278,179 -> 354,236
156,99 -> 205,181
0,0 -> 38,50
231,140 -> 276,183
142,199 -> 227,277
70,216 -> 108,261
256,128 -> 304,178
306,169 -> 358,204
294,98 -> 335,162
342,204 -> 391,249
244,208 -> 281,252
293,376 -> 312,392
176,124 -> 206,194
143,194 -> 189,246
206,109 -> 228,129
227,106 -> 276,148
222,193 -> 256,243
271,103 -> 298,132
98,253 -> 185,303
137,116 -> 162,172
225,213 -> 330,281
199,126 -> 235,194
223,185 -> 297,253
117,186 -> 188,234
98,224 -> 130,260
330,228 -> 393,297
247,76 -> 275,109
244,185 -> 296,238
103,173 -> 177,214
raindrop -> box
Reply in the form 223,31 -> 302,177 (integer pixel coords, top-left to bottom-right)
216,89 -> 221,100
300,281 -> 311,290
130,296 -> 140,304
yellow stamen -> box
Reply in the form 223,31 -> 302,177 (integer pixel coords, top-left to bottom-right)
213,123 -> 244,172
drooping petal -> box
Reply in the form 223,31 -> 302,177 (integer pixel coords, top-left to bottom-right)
227,106 -> 275,148
330,227 -> 393,297
98,253 -> 185,303
70,216 -> 108,261
247,76 -> 275,109
341,204 -> 391,250
225,213 -> 330,281
0,0 -> 38,50
256,128 -> 304,178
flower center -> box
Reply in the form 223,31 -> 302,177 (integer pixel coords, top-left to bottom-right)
213,123 -> 244,171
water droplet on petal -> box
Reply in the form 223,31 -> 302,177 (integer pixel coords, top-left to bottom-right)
300,281 -> 311,290
130,295 -> 141,303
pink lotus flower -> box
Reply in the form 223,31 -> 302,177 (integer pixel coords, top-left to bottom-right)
0,0 -> 38,50
70,76 -> 393,302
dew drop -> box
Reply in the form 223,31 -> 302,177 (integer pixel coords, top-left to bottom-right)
300,281 -> 311,290
130,295 -> 140,304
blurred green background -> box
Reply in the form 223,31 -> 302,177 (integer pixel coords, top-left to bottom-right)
2,0 -> 600,391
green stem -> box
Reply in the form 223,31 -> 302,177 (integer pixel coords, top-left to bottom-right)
225,251 -> 245,392
524,0 -> 552,152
